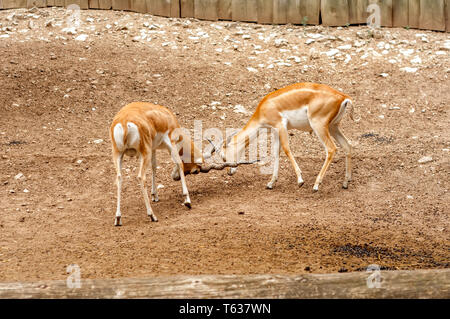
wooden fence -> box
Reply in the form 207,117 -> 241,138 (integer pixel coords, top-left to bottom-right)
0,0 -> 449,32
1,269 -> 449,298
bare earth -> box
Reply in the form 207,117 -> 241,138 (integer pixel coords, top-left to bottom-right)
0,8 -> 449,282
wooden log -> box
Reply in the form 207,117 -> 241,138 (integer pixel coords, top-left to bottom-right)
180,0 -> 194,18
112,0 -> 130,10
65,0 -> 89,9
0,270 -> 449,299
27,0 -> 47,7
232,0 -> 257,22
130,0 -> 146,13
257,0 -> 273,24
393,0 -> 409,28
408,0 -> 420,28
218,0 -> 231,20
321,0 -> 350,26
2,0 -> 27,8
348,0 -> 368,24
273,0 -> 287,24
419,0 -> 445,31
194,0 -> 218,20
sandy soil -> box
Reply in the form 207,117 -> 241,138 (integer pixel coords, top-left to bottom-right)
0,7 -> 449,282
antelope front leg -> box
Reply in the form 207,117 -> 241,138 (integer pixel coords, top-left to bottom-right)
150,150 -> 159,202
266,130 -> 280,190
167,141 -> 191,209
138,153 -> 158,222
113,152 -> 123,226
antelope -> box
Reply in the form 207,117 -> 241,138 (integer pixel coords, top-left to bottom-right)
110,102 -> 253,226
206,83 -> 356,192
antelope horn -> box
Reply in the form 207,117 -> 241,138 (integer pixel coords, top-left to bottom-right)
203,138 -> 220,159
199,159 -> 259,173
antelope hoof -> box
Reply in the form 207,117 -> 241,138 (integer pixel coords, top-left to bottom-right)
342,181 -> 349,189
184,200 -> 192,209
313,185 -> 319,192
114,216 -> 122,226
150,215 -> 158,222
152,194 -> 159,202
266,183 -> 274,190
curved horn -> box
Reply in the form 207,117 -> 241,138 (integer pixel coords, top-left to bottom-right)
202,138 -> 220,160
199,159 -> 259,173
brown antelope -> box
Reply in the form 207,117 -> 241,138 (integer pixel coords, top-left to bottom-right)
110,102 -> 252,226
206,83 -> 356,192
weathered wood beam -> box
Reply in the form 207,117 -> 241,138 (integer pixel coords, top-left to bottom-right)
0,270 -> 449,299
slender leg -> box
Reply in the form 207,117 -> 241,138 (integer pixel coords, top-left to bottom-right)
310,121 -> 337,192
113,152 -> 124,226
277,123 -> 305,187
138,151 -> 158,222
150,150 -> 159,202
266,129 -> 280,189
330,125 -> 352,189
166,141 -> 191,208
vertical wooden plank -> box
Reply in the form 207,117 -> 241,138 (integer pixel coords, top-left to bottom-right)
98,0 -> 111,9
54,0 -> 64,6
393,0 -> 409,27
321,0 -> 350,26
257,0 -> 273,24
408,0 -> 420,28
194,0 -> 218,20
287,0 -> 303,24
419,0 -> 445,31
348,0 -> 368,24
130,0 -> 146,13
150,0 -> 172,16
88,0 -> 99,8
232,0 -> 257,22
180,0 -> 195,17
65,0 -> 89,9
27,0 -> 47,7
273,0 -> 287,24
299,0 -> 321,25
170,0 -> 180,17
112,0 -> 130,10
446,0 -> 450,32
218,0 -> 232,20
368,0 -> 392,27
2,0 -> 26,8
0,0 -> 3,9
47,0 -> 55,6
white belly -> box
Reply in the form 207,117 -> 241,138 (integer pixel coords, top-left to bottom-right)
280,107 -> 312,131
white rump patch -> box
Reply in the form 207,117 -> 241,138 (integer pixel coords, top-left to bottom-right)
280,106 -> 311,131
126,122 -> 140,149
113,123 -> 125,151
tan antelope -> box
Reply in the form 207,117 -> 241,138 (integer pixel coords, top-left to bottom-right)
206,83 -> 356,192
110,102 -> 253,226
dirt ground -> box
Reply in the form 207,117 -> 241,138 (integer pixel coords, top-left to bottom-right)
0,8 -> 449,282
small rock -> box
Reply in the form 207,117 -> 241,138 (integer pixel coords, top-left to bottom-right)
93,139 -> 103,144
15,173 -> 24,180
418,156 -> 433,164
